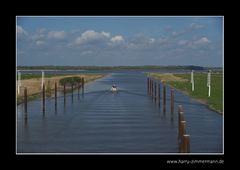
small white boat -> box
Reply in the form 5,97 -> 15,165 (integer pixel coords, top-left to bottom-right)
111,85 -> 118,92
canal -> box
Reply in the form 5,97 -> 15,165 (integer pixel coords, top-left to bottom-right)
17,70 -> 223,153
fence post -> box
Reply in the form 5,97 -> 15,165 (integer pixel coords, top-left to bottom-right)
82,77 -> 84,94
152,80 -> 155,101
55,82 -> 57,111
154,82 -> 157,103
24,87 -> 27,119
42,83 -> 45,114
179,121 -> 186,152
149,79 -> 151,96
150,79 -> 152,96
71,84 -> 73,94
171,88 -> 174,114
152,80 -> 154,97
178,111 -> 185,142
181,134 -> 190,153
163,83 -> 166,113
147,77 -> 149,94
18,71 -> 21,95
158,83 -> 161,107
64,84 -> 66,105
78,82 -> 80,99
178,105 -> 183,113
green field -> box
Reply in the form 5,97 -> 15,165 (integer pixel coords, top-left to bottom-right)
150,72 -> 223,113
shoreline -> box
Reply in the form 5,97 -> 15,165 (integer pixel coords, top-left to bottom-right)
16,74 -> 106,105
148,72 -> 223,115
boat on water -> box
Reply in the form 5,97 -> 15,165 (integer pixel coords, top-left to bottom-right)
111,84 -> 118,92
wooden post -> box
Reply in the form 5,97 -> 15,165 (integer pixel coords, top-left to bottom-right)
152,80 -> 154,101
147,77 -> 149,94
150,79 -> 152,96
82,77 -> 84,94
154,82 -> 157,103
149,79 -> 152,96
71,84 -> 74,94
179,121 -> 186,138
42,83 -> 45,113
24,87 -> 27,118
55,82 -> 57,111
78,82 -> 80,99
179,121 -> 186,151
71,84 -> 74,103
163,83 -> 166,113
171,88 -> 174,114
178,105 -> 183,114
158,83 -> 161,107
181,135 -> 190,153
149,78 -> 150,94
151,80 -> 154,97
64,84 -> 66,105
178,111 -> 185,141
152,80 -> 154,99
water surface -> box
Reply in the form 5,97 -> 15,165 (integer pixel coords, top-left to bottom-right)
17,70 -> 223,153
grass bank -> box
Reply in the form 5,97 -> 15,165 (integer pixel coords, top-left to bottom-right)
149,72 -> 223,114
16,74 -> 106,105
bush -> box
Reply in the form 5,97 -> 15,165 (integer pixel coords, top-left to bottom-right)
59,77 -> 81,86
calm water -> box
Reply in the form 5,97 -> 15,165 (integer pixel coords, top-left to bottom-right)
17,70 -> 223,153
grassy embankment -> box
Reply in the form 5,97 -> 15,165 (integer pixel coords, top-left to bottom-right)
16,74 -> 105,105
149,72 -> 223,114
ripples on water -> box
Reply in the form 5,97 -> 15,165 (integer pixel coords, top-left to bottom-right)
17,70 -> 223,153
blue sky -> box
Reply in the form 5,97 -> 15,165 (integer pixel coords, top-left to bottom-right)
16,16 -> 223,66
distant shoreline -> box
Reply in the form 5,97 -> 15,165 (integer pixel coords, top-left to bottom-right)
17,65 -> 223,71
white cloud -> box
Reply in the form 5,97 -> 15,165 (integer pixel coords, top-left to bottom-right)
36,40 -> 45,45
32,33 -> 45,40
111,35 -> 124,43
190,23 -> 205,29
17,25 -> 27,35
47,31 -> 66,39
101,31 -> 111,38
194,37 -> 210,45
75,30 -> 110,45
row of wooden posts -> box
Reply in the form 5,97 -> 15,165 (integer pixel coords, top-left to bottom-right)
178,105 -> 190,153
147,77 -> 190,153
147,77 -> 174,114
24,77 -> 85,119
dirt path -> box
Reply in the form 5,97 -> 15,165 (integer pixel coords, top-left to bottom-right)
149,73 -> 188,82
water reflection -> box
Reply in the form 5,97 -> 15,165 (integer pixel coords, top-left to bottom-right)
24,116 -> 28,127
55,96 -> 57,113
71,93 -> 73,104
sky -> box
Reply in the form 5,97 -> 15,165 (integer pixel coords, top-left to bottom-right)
16,16 -> 223,67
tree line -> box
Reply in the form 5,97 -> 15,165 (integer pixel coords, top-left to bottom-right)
17,65 -> 209,70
